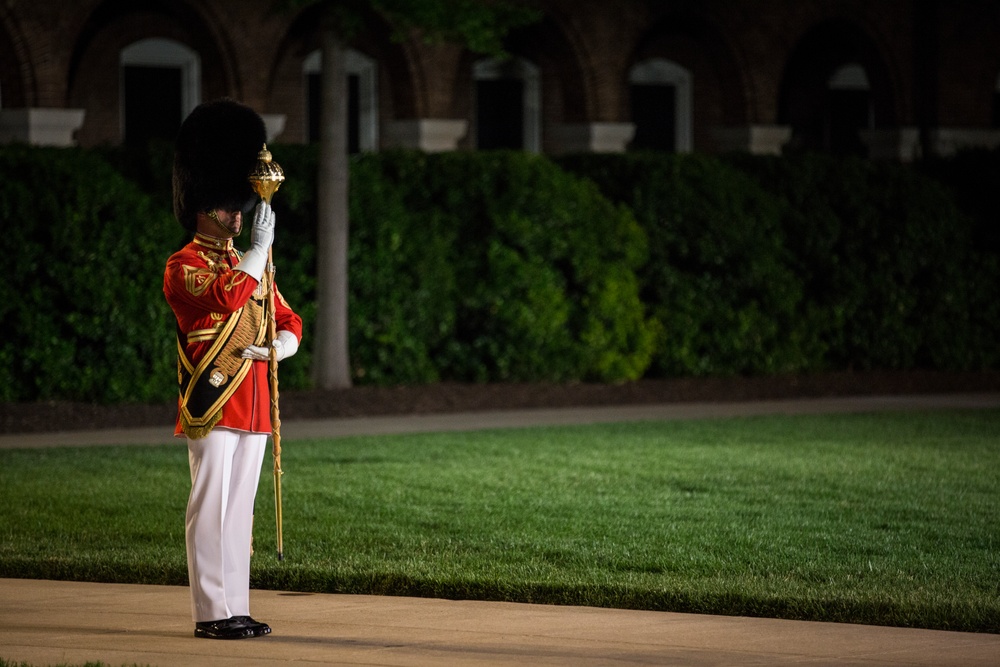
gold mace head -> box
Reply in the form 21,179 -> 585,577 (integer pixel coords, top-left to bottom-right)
248,143 -> 285,205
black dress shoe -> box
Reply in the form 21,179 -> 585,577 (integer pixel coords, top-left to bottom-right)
194,618 -> 254,640
231,615 -> 271,637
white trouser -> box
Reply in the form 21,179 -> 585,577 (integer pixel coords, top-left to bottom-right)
185,427 -> 267,622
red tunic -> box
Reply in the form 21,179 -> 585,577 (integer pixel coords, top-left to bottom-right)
163,233 -> 303,438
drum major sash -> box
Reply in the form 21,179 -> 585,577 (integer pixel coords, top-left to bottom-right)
176,290 -> 268,439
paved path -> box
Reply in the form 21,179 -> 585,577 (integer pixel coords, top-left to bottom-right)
1,393 -> 998,666
3,577 -> 1000,667
2,392 -> 999,448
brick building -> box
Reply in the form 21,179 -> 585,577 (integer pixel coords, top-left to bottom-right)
2,0 -> 999,160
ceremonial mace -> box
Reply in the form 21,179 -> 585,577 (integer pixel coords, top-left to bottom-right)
248,144 -> 286,561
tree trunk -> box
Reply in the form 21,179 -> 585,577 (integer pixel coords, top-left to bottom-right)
312,25 -> 352,388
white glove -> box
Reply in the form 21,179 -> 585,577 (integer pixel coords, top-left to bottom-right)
242,330 -> 299,362
234,202 -> 275,281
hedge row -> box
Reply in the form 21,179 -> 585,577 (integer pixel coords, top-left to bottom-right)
559,153 -> 816,376
0,144 -> 185,403
1,145 -> 996,404
559,151 -> 1000,375
726,152 -> 1000,371
267,148 -> 659,386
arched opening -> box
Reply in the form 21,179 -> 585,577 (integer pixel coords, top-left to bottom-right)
68,0 -> 235,146
778,19 -> 894,156
632,12 -> 747,152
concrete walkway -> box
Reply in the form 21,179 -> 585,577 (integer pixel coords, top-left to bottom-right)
3,577 -> 1000,667
3,392 -> 999,448
1,392 -> 999,666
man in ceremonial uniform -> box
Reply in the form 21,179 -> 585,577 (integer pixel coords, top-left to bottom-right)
164,99 -> 302,640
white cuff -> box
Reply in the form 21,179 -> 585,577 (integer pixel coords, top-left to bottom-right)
276,330 -> 299,360
235,248 -> 267,282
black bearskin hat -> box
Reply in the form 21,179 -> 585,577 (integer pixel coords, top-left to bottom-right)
172,98 -> 267,232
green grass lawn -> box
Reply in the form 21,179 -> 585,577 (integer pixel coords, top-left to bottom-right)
1,410 -> 997,633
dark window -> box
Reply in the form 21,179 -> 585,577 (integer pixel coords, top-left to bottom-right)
307,72 -> 360,153
476,78 -> 523,149
630,84 -> 676,152
123,65 -> 182,147
826,88 -> 871,156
